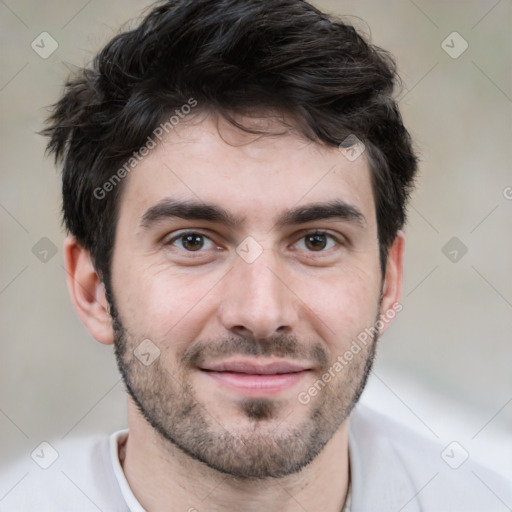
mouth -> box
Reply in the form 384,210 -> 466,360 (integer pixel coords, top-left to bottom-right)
198,359 -> 312,396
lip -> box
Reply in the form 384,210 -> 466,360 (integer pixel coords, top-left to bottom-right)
199,359 -> 312,397
200,359 -> 310,374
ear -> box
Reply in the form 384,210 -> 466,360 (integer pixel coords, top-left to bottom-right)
63,236 -> 114,345
378,230 -> 405,336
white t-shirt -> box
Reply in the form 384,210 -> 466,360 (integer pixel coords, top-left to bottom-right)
1,405 -> 509,511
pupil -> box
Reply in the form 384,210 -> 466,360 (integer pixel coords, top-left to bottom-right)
183,234 -> 203,251
306,234 -> 326,251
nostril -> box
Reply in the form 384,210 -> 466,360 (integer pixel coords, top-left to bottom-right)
230,325 -> 253,338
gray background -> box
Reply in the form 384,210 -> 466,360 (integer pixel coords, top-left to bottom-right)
1,0 -> 511,496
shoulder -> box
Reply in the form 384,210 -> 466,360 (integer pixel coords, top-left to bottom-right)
0,431 -> 129,512
348,404 -> 512,512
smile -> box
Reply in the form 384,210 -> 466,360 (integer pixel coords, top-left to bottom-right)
199,359 -> 312,396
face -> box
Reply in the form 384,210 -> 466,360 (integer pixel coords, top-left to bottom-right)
109,113 -> 387,479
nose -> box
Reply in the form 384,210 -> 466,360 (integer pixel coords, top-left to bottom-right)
217,247 -> 299,340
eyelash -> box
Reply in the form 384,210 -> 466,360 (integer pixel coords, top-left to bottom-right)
165,231 -> 217,253
165,230 -> 344,255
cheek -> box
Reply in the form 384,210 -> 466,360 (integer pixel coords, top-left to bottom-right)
292,264 -> 381,349
115,260 -> 223,342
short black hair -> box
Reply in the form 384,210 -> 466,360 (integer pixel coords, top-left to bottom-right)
42,0 -> 418,292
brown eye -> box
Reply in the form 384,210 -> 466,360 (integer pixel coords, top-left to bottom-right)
167,232 -> 215,252
295,231 -> 340,253
305,233 -> 328,251
181,233 -> 205,251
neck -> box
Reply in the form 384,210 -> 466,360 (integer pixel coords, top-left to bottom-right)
121,398 -> 350,512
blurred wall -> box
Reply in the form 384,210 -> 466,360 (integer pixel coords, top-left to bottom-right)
1,0 -> 511,482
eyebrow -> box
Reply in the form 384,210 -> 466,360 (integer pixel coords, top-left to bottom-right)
140,199 -> 242,229
139,198 -> 366,230
274,200 -> 366,229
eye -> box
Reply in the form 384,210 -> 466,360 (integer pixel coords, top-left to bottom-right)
294,231 -> 340,252
166,231 -> 216,252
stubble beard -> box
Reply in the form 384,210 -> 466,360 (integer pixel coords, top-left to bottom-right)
110,304 -> 378,480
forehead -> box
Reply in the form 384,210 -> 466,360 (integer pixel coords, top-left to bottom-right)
117,113 -> 376,231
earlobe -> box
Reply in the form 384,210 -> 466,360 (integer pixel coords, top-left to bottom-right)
63,237 -> 114,345
378,231 -> 405,334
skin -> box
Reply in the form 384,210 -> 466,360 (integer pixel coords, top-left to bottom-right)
65,112 -> 404,512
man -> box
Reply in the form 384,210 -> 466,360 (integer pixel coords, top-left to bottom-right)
4,0 -> 510,510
